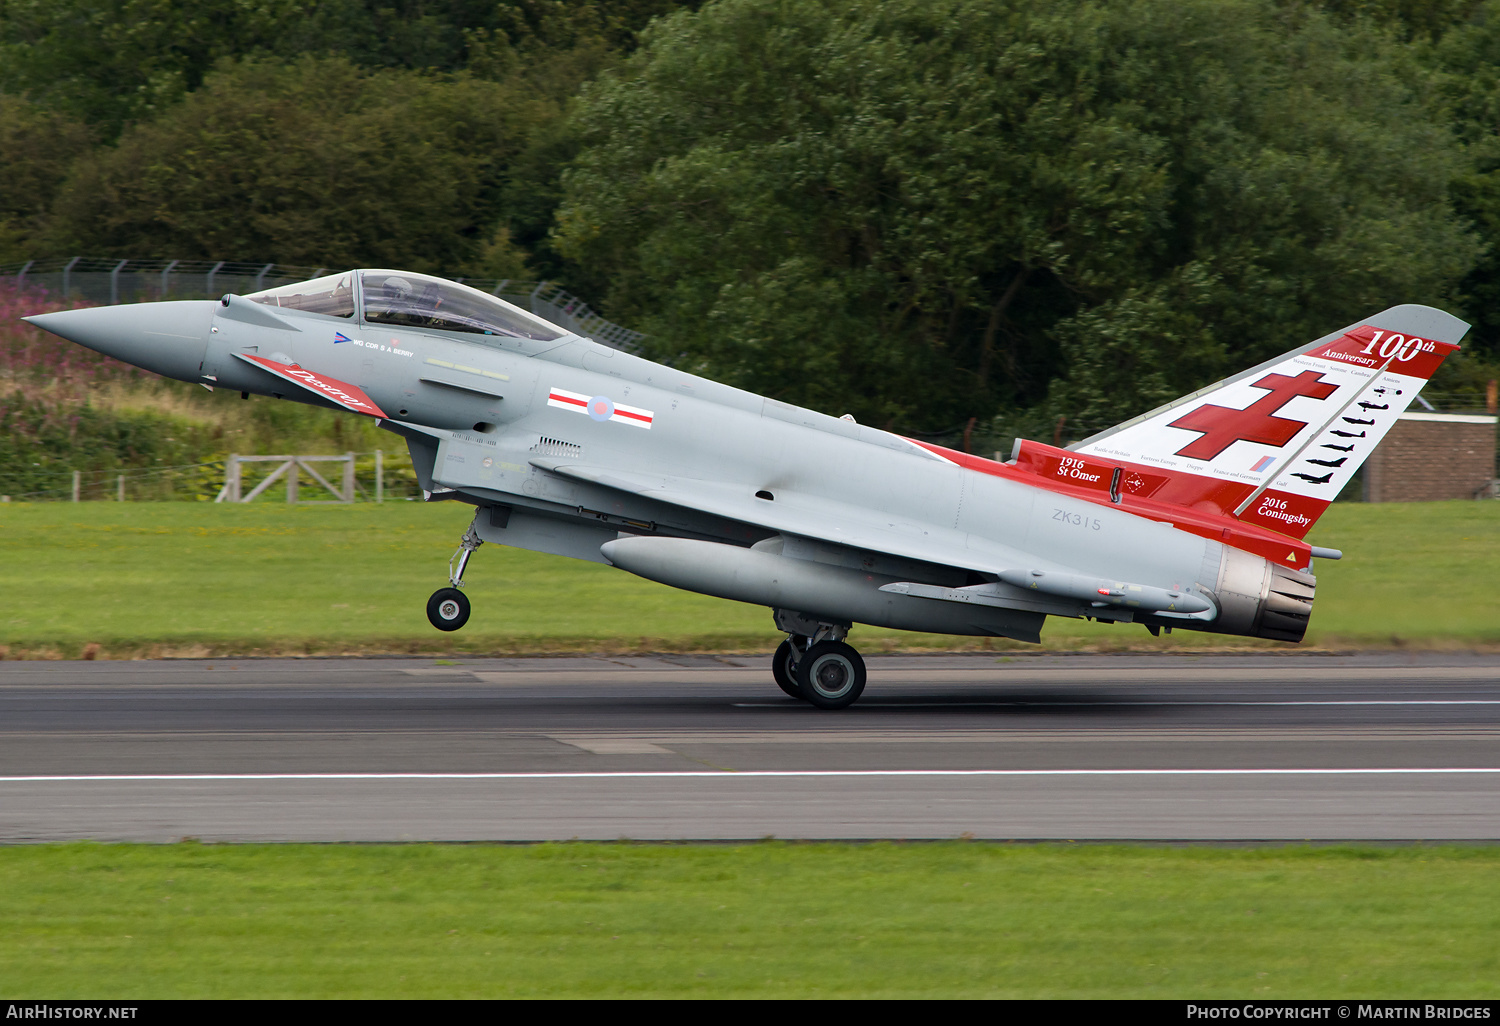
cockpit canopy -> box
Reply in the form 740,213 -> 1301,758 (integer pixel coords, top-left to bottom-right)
247,269 -> 567,341
359,271 -> 565,340
247,271 -> 356,318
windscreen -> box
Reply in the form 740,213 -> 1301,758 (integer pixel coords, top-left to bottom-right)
361,271 -> 565,341
246,272 -> 356,318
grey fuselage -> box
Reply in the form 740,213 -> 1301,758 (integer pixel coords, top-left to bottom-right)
25,284 -> 1301,644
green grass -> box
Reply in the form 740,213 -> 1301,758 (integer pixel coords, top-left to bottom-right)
0,499 -> 1495,657
1302,501 -> 1500,645
1,842 -> 1496,998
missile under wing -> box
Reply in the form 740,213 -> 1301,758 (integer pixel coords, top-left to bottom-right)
24,270 -> 1468,708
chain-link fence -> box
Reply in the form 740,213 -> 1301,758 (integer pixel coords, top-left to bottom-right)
1,257 -> 644,351
1,258 -> 648,502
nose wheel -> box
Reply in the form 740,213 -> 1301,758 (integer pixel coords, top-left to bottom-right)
427,511 -> 484,632
427,588 -> 471,631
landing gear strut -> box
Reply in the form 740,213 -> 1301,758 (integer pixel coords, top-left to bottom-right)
771,610 -> 866,709
427,513 -> 483,632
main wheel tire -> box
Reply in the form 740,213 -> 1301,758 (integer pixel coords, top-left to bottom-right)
772,639 -> 805,700
796,640 -> 866,709
426,587 -> 471,631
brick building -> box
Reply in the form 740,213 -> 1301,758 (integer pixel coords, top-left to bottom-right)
1364,412 -> 1498,502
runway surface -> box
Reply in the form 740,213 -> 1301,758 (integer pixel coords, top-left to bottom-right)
1,652 -> 1497,842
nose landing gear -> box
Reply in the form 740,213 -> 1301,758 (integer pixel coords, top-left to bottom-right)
426,513 -> 483,631
771,609 -> 866,709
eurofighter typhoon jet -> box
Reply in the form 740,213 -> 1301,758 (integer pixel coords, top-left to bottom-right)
25,271 -> 1467,707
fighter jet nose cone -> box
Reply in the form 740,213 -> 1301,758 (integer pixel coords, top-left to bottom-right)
21,311 -> 83,335
21,301 -> 218,382
21,308 -> 104,348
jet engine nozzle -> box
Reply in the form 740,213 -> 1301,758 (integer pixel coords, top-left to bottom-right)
1209,547 -> 1316,643
23,300 -> 218,383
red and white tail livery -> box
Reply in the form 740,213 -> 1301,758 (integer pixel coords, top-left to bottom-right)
1071,305 -> 1466,537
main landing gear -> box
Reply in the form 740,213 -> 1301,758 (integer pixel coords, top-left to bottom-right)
772,610 -> 866,709
427,514 -> 482,632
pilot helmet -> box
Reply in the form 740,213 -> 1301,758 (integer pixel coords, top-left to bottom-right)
381,276 -> 415,304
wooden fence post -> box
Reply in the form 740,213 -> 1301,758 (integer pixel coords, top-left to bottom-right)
215,454 -> 241,503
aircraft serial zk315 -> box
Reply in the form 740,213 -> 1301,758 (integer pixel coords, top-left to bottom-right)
25,271 -> 1466,707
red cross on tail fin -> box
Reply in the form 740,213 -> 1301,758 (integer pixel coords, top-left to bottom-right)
1068,304 -> 1466,538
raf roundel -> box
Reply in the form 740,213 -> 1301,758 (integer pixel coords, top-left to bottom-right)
547,386 -> 654,429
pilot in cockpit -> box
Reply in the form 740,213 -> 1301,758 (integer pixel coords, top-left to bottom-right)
374,275 -> 416,315
356,269 -> 565,340
374,275 -> 449,327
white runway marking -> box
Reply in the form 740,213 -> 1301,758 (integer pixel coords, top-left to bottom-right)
733,700 -> 1500,709
3,768 -> 1500,782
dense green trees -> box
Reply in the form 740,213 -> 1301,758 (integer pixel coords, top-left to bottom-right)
2,0 -> 1499,442
0,1 -> 690,138
1435,2 -> 1500,368
557,0 -> 1477,434
47,58 -> 544,273
0,1 -> 695,275
0,97 -> 93,259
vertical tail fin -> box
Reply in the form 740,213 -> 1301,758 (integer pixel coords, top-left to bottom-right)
1070,304 -> 1467,537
